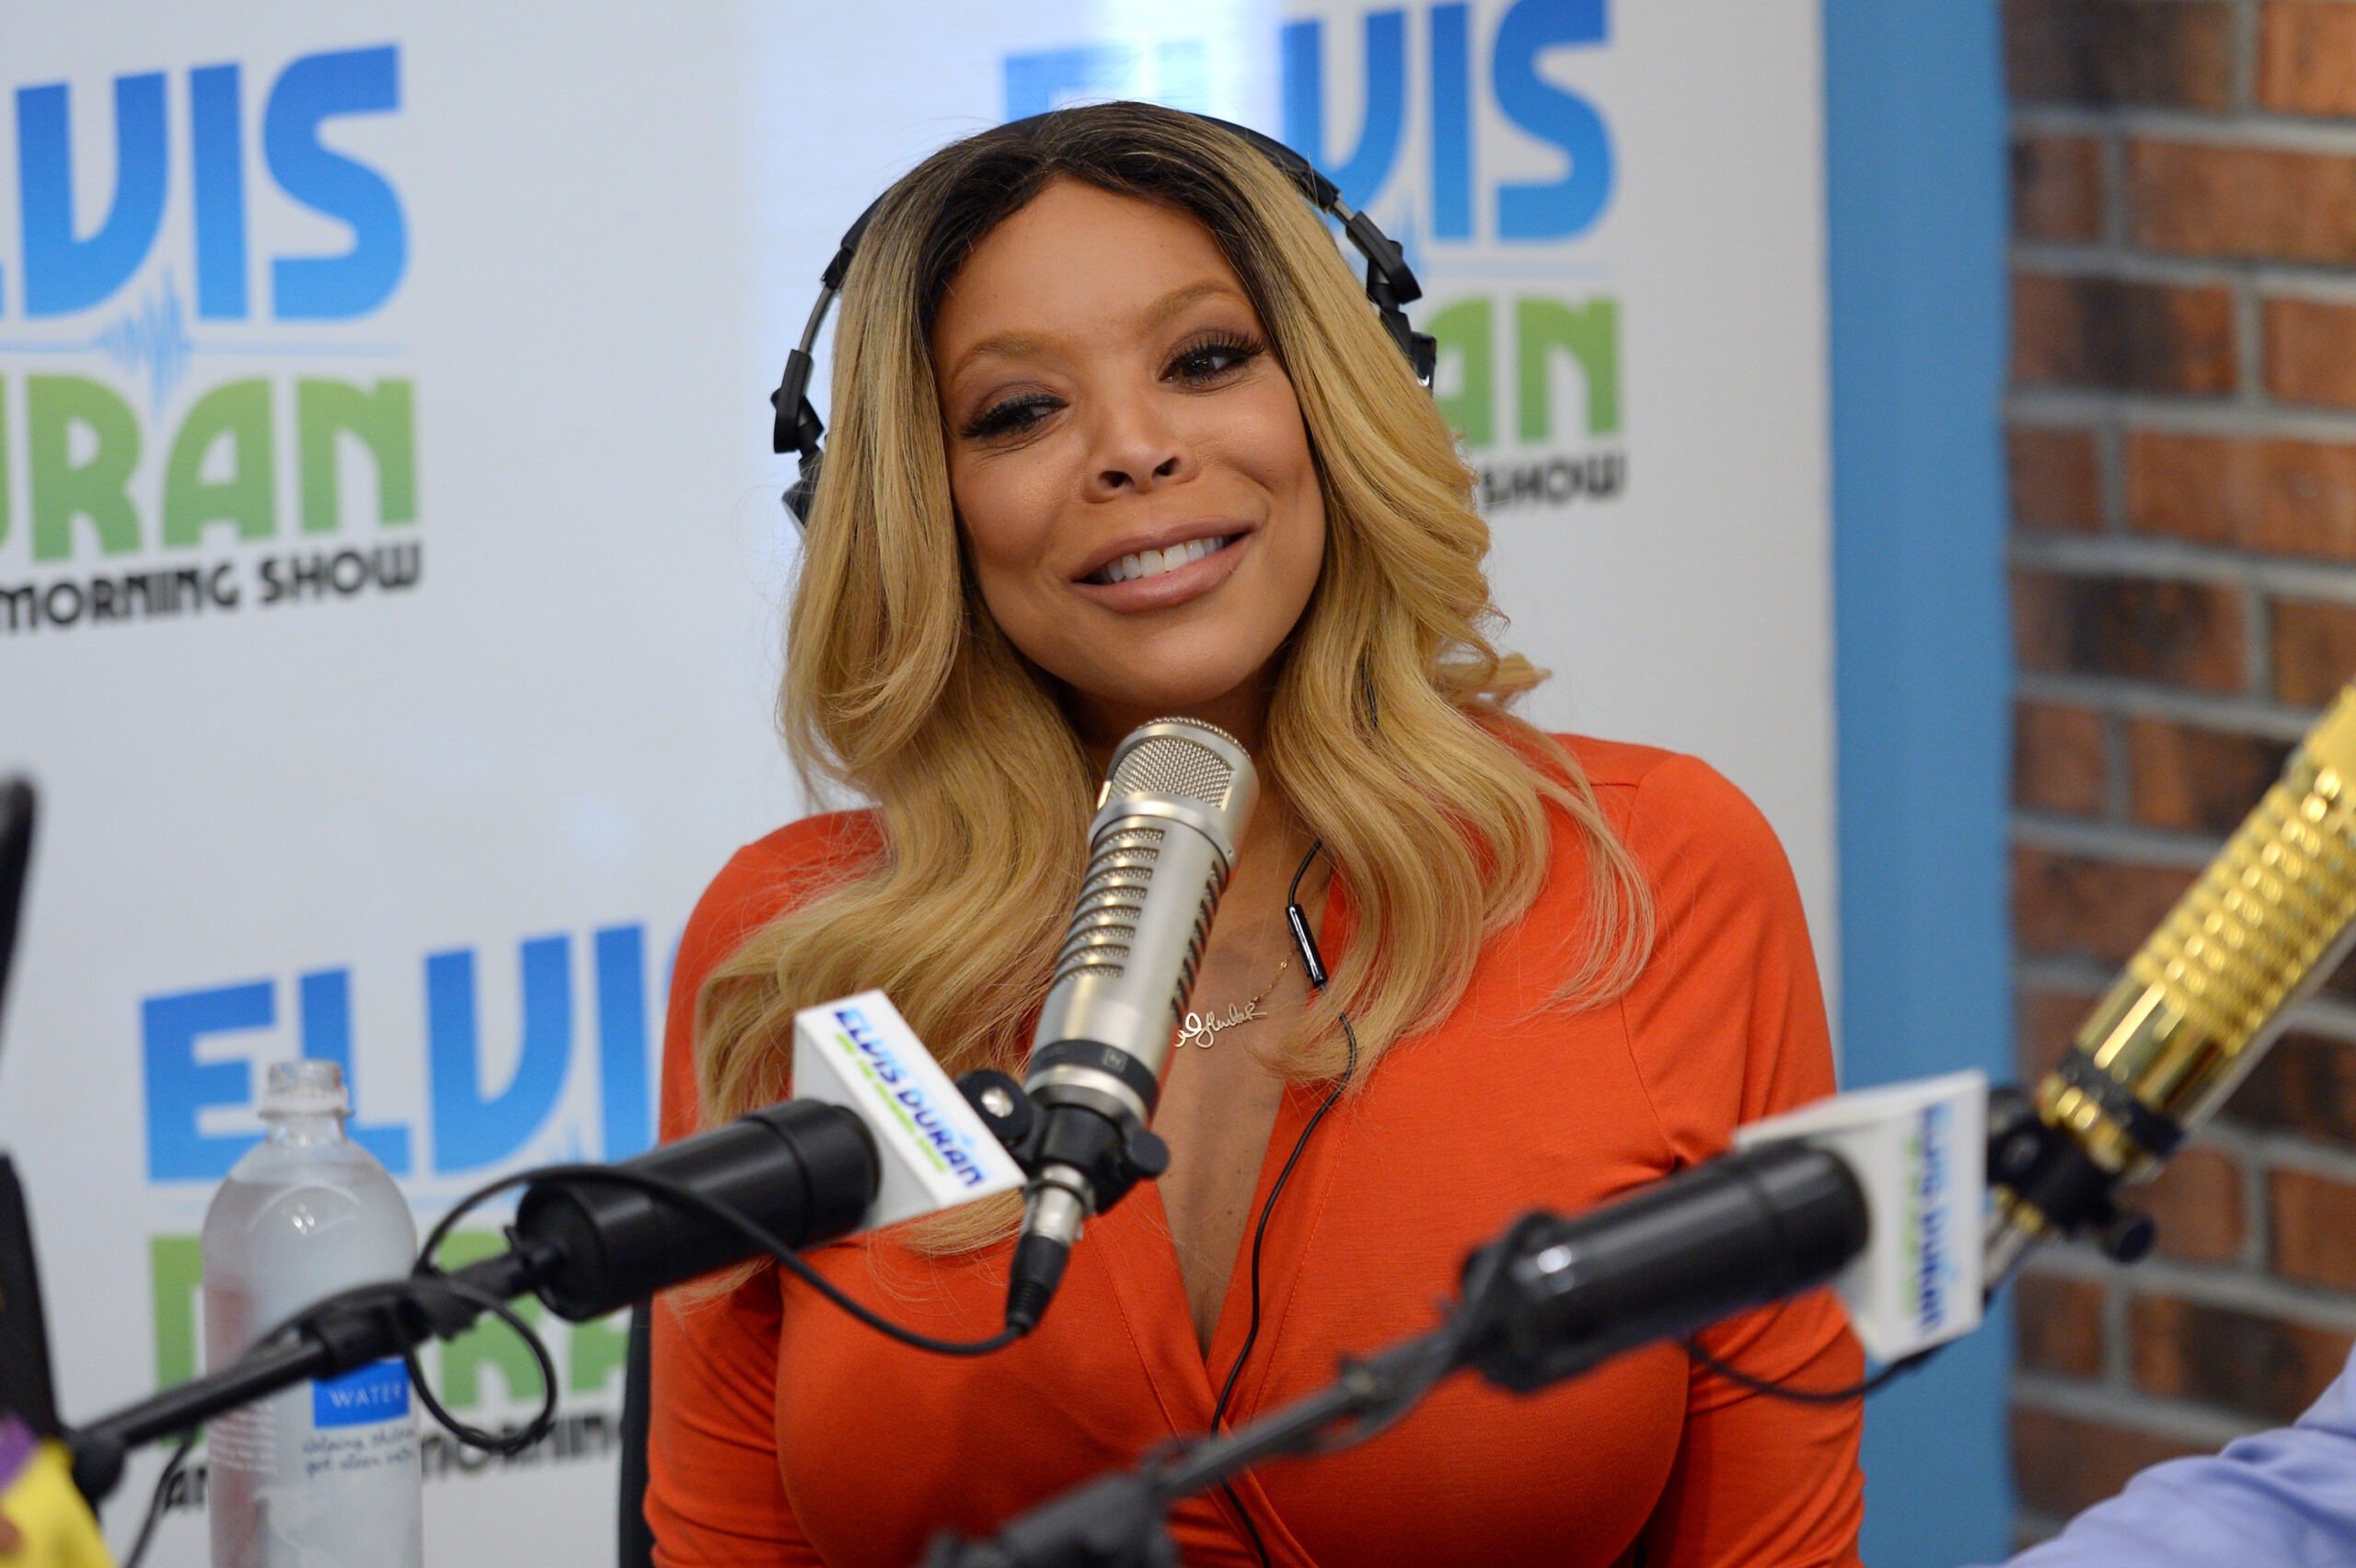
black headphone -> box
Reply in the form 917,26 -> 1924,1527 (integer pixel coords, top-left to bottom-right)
768,111 -> 1439,528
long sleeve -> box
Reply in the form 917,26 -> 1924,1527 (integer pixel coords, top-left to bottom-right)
1616,754 -> 1867,1567
1981,1356 -> 2356,1568
643,823 -> 873,1567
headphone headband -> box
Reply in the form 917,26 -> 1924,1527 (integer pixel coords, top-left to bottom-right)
770,110 -> 1438,527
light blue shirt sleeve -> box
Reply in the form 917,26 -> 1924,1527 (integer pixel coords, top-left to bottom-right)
1981,1359 -> 2356,1568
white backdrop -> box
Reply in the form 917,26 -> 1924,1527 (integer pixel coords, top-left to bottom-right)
0,4 -> 1831,1563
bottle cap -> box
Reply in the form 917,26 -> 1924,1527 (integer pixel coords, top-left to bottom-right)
261,1060 -> 350,1118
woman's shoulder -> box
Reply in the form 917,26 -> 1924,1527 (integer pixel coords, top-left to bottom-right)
1542,732 -> 1794,889
1541,732 -> 1832,1150
724,807 -> 884,892
676,808 -> 883,984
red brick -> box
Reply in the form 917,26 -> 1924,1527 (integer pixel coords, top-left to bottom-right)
2014,571 -> 2247,693
2015,1273 -> 2107,1378
2270,597 -> 2356,707
2014,272 -> 2237,395
2271,1167 -> 2356,1287
2016,701 -> 2108,815
2131,141 -> 2356,265
2013,845 -> 2198,964
2013,427 -> 2106,532
2127,432 -> 2356,562
2266,296 -> 2356,410
2133,1144 -> 2245,1264
2131,1296 -> 2354,1421
2010,1404 -> 2208,1518
2126,718 -> 2293,834
2018,984 -> 2107,1082
2226,1030 -> 2356,1147
2258,2 -> 2356,118
2006,0 -> 2236,109
2015,135 -> 2108,243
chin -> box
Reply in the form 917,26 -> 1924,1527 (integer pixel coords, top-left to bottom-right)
1057,659 -> 1277,727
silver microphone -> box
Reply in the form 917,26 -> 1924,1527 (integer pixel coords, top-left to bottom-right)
1003,718 -> 1258,1332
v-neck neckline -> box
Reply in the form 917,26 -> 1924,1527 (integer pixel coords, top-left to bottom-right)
1098,866 -> 1356,1418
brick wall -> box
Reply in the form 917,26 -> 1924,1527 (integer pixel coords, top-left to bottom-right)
2005,0 -> 2356,1540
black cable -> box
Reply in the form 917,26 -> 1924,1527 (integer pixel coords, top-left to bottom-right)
115,1097 -> 1032,1541
116,1274 -> 540,1566
420,1161 -> 1022,1358
1680,1337 -> 1940,1404
1211,839 -> 1356,1568
120,1427 -> 194,1568
398,1274 -> 559,1455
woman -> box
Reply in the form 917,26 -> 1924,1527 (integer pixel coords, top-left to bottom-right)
650,104 -> 1862,1567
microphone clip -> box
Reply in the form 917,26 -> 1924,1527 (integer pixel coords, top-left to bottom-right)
1986,1088 -> 2156,1272
956,1069 -> 1170,1205
959,1067 -> 1169,1335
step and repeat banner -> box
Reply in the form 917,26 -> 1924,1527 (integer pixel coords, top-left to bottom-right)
0,4 -> 1831,1562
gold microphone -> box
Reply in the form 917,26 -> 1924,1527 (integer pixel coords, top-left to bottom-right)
1987,683 -> 2356,1286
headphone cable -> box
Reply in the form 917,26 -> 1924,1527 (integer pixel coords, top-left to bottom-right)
1209,839 -> 1357,1568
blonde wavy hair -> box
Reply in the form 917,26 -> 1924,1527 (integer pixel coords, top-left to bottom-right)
699,104 -> 1652,1250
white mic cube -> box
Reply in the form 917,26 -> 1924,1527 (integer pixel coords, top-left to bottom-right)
792,992 -> 1026,1231
1734,1070 -> 1986,1362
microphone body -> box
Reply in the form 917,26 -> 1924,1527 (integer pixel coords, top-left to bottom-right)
515,1100 -> 875,1320
517,991 -> 1024,1320
1462,1141 -> 1867,1393
1989,684 -> 2356,1283
1466,1068 -> 1987,1387
1011,720 -> 1258,1330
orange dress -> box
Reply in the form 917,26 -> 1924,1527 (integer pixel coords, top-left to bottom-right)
647,738 -> 1865,1567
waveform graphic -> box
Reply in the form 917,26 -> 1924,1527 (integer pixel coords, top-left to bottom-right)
90,273 -> 195,415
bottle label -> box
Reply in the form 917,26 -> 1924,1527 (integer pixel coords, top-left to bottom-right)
311,1359 -> 411,1429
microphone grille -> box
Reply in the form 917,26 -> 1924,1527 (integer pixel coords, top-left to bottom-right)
1107,729 -> 1241,811
2045,684 -> 2356,1177
1049,827 -> 1164,986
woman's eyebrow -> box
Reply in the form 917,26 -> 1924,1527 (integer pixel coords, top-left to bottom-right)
1139,278 -> 1240,333
945,330 -> 1051,386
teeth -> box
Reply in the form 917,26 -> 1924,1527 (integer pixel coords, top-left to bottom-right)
1094,536 -> 1230,585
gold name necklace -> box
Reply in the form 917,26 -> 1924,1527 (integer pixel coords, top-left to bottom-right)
1176,959 -> 1289,1050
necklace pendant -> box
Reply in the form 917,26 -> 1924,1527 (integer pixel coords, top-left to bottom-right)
1172,959 -> 1287,1049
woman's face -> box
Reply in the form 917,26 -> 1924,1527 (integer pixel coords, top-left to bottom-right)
930,178 -> 1325,751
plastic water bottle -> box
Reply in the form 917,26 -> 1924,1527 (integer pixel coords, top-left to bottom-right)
202,1061 -> 422,1568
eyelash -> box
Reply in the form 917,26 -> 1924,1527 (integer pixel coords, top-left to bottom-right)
957,330 -> 1267,442
1166,330 -> 1264,385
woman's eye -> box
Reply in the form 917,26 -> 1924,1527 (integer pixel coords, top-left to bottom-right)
962,394 -> 1060,441
1167,336 -> 1262,385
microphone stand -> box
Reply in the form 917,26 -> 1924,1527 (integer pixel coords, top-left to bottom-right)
65,1244 -> 556,1505
924,1141 -> 1869,1568
919,1281 -> 1471,1568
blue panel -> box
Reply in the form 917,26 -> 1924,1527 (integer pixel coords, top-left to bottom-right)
297,967 -> 414,1173
17,74 -> 168,317
595,925 -> 653,1161
263,45 -> 407,320
141,979 -> 271,1181
191,64 -> 248,321
1279,12 -> 1406,211
1823,2 -> 2012,1562
426,936 -> 573,1172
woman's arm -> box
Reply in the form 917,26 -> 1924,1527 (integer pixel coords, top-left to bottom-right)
647,1270 -> 815,1565
1612,753 -> 1867,1567
642,836 -> 841,1566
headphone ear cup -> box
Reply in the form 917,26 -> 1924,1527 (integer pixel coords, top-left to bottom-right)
784,452 -> 822,529
1409,330 -> 1438,390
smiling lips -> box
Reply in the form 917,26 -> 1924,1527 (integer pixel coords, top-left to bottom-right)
1086,534 -> 1239,585
1070,527 -> 1253,613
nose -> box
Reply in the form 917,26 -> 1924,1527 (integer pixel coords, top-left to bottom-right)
1084,391 -> 1188,499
